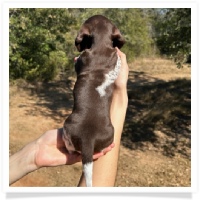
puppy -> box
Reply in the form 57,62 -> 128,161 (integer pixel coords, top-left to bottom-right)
63,15 -> 125,187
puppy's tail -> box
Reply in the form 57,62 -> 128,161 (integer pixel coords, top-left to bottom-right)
81,140 -> 94,187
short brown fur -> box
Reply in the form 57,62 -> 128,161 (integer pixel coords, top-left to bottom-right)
63,15 -> 125,164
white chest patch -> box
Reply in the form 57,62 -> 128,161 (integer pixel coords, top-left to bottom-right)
83,162 -> 93,187
95,55 -> 121,97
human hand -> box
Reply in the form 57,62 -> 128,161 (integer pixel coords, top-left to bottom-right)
34,129 -> 114,168
115,47 -> 129,91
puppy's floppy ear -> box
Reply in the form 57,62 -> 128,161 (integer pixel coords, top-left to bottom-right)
112,27 -> 125,49
75,25 -> 93,52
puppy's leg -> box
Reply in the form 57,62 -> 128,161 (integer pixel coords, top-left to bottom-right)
81,140 -> 94,187
83,162 -> 93,187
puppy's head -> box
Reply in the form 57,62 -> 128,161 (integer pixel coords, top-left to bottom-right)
75,15 -> 125,52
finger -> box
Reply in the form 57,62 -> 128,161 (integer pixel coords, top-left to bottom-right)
92,143 -> 115,160
110,143 -> 115,148
115,47 -> 121,56
74,57 -> 79,62
103,143 -> 115,153
115,47 -> 126,62
115,47 -> 123,56
93,152 -> 104,160
102,146 -> 112,155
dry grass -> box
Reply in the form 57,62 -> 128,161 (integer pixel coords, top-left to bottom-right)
130,56 -> 191,80
9,57 -> 191,187
118,57 -> 191,186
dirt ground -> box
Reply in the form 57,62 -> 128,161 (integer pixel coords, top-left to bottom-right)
9,57 -> 191,187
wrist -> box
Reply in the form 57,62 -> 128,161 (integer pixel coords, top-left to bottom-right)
111,87 -> 128,124
9,141 -> 38,185
25,141 -> 39,172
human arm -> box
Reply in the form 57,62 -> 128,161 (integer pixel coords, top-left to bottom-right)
9,128 -> 114,185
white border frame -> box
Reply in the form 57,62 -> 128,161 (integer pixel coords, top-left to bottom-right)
1,0 -> 199,197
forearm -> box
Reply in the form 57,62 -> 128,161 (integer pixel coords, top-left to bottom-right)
9,141 -> 37,185
94,89 -> 128,185
110,88 -> 128,134
78,89 -> 128,187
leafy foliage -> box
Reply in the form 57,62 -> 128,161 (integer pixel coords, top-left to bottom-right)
9,8 -> 74,81
9,8 -> 191,82
153,9 -> 191,68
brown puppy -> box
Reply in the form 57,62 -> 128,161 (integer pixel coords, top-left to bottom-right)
63,15 -> 125,187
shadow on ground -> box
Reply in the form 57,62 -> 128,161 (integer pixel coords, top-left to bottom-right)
123,71 -> 191,159
16,76 -> 75,123
16,70 -> 191,160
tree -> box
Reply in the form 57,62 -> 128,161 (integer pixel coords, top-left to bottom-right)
153,8 -> 191,67
105,9 -> 154,61
9,8 -> 158,82
9,8 -> 75,81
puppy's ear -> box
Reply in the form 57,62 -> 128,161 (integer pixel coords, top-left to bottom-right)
112,27 -> 125,49
75,25 -> 92,52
